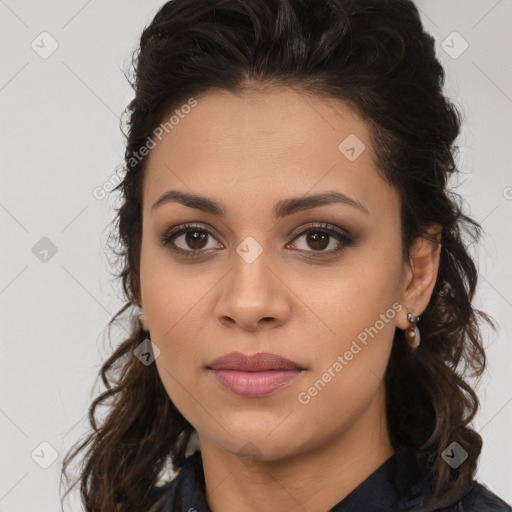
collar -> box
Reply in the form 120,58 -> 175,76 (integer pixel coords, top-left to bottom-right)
151,445 -> 469,512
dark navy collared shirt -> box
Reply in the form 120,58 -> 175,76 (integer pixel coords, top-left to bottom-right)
148,446 -> 512,511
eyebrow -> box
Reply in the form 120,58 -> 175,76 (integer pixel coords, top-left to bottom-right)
151,189 -> 369,217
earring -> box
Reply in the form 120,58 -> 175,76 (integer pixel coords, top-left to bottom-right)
405,311 -> 420,349
139,313 -> 149,332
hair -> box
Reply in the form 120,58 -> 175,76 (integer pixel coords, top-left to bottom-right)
60,0 -> 497,511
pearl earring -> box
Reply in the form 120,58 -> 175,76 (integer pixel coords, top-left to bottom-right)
405,311 -> 420,349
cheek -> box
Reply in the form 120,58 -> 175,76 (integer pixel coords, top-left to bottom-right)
297,240 -> 402,394
152,327 -> 205,428
295,308 -> 396,437
303,242 -> 403,339
139,247 -> 204,396
140,242 -> 204,337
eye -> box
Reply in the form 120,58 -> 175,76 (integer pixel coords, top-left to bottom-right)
286,222 -> 354,258
160,222 -> 354,259
159,223 -> 223,258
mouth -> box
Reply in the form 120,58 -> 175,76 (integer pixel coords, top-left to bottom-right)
206,351 -> 306,398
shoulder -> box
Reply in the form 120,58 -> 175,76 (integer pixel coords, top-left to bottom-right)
393,446 -> 511,512
422,481 -> 512,512
449,481 -> 512,512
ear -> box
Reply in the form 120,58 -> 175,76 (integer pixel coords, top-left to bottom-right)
396,223 -> 442,330
139,311 -> 149,332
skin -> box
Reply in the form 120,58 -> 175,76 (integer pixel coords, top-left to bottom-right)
138,87 -> 441,512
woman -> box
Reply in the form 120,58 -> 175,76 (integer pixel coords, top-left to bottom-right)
60,0 -> 512,511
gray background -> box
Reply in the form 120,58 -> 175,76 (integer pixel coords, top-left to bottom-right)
1,1 -> 511,510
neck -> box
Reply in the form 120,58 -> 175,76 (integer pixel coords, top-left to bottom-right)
199,384 -> 394,512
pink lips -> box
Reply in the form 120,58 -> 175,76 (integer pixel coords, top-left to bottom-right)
207,351 -> 305,398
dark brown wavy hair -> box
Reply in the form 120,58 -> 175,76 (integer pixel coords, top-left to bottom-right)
60,0 -> 496,510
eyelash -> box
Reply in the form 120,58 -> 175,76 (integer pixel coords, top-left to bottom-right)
159,222 -> 355,259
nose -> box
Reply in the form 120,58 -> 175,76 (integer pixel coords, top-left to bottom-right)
215,251 -> 291,332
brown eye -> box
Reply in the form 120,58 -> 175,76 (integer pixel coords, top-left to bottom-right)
305,231 -> 330,251
183,230 -> 208,250
160,221 -> 354,260
287,223 -> 355,257
160,223 -> 223,258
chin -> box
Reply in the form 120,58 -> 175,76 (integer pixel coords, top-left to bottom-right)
210,427 -> 307,463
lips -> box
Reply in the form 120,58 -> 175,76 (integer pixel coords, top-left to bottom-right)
207,352 -> 306,398
207,351 -> 305,371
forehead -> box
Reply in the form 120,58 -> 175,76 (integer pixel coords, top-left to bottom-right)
142,87 -> 399,221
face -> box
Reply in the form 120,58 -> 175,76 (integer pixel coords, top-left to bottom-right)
139,87 -> 410,461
